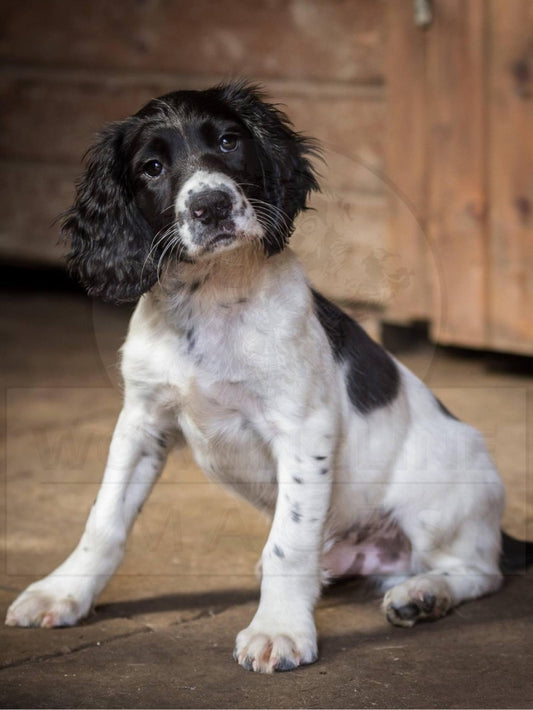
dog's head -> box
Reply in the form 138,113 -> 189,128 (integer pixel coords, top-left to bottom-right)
63,82 -> 319,302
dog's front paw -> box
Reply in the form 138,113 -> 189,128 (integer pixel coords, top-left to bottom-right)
233,623 -> 318,673
383,576 -> 452,628
6,579 -> 91,628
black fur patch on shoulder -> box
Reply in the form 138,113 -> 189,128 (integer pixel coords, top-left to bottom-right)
312,290 -> 400,415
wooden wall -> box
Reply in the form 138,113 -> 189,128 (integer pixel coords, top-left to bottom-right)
0,0 -> 388,304
385,0 -> 533,354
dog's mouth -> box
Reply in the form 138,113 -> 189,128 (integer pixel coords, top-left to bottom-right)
204,231 -> 237,251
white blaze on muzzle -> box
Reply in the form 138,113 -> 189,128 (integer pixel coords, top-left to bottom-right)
175,170 -> 264,256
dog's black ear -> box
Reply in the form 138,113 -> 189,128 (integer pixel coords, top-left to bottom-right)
62,120 -> 157,303
219,81 -> 320,253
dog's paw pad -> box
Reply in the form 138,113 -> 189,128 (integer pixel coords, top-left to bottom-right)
234,628 -> 317,673
419,592 -> 437,613
384,583 -> 450,627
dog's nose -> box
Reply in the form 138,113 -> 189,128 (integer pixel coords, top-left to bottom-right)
189,190 -> 233,226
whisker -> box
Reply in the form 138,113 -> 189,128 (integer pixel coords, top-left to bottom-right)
249,198 -> 292,230
161,203 -> 177,215
140,222 -> 181,287
249,202 -> 285,224
249,200 -> 291,249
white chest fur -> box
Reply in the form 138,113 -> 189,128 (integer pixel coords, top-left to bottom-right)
120,247 -> 333,508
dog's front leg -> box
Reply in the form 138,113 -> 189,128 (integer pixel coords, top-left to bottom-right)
6,392 -> 179,628
234,409 -> 334,673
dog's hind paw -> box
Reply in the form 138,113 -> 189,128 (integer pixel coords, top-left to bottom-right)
383,576 -> 452,627
233,626 -> 318,673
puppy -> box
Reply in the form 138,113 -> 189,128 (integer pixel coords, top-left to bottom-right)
5,82 -> 525,673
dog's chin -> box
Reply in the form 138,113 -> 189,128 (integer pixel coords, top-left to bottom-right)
204,232 -> 238,252
187,229 -> 261,260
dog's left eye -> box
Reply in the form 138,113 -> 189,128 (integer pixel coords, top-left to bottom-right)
219,134 -> 239,153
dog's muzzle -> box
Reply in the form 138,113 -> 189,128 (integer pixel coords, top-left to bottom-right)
176,170 -> 264,257
188,188 -> 235,249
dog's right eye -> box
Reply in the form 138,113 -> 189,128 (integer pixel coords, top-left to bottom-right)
143,160 -> 164,178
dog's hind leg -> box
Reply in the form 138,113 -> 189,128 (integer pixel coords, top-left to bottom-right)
382,522 -> 503,627
380,410 -> 506,627
383,564 -> 503,626
6,394 -> 180,628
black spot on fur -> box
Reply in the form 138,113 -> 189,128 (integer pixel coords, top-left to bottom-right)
293,475 -> 303,484
312,290 -> 400,415
155,433 -> 167,449
290,503 -> 302,524
190,280 -> 201,293
320,468 -> 329,476
314,455 -> 326,461
185,327 -> 196,353
273,544 -> 285,558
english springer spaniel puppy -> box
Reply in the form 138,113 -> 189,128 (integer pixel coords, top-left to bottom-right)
6,82 -> 530,673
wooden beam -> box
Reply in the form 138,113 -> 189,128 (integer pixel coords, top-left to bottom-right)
384,0 -> 433,323
427,0 -> 488,348
0,0 -> 384,83
487,0 -> 533,354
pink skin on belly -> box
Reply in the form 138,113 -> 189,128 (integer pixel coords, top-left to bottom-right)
321,515 -> 413,578
322,540 -> 412,577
